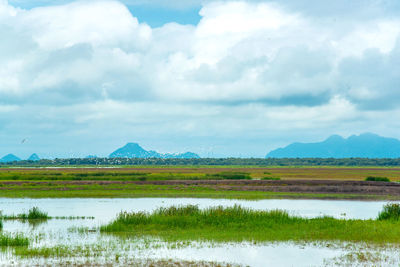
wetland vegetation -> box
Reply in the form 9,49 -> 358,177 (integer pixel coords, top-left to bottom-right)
100,204 -> 400,243
1,199 -> 400,265
1,166 -> 400,200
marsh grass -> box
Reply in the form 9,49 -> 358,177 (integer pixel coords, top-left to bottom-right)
378,203 -> 400,220
1,207 -> 94,223
101,205 -> 400,243
2,207 -> 48,220
0,233 -> 29,246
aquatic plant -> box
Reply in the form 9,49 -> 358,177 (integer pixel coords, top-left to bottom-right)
20,207 -> 49,220
0,233 -> 29,246
378,203 -> 400,220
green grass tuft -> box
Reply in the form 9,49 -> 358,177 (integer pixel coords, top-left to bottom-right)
206,172 -> 251,180
0,233 -> 29,246
378,203 -> 400,220
22,207 -> 48,220
261,177 -> 281,180
365,176 -> 390,182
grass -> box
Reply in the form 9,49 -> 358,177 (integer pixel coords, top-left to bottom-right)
0,233 -> 29,246
1,207 -> 94,221
1,166 -> 400,181
261,177 -> 281,180
0,166 -> 399,200
378,203 -> 400,220
13,245 -> 240,267
206,172 -> 251,180
0,182 -> 392,200
365,176 -> 391,182
100,205 -> 400,243
2,207 -> 48,220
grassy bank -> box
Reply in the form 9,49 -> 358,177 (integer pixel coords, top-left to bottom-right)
0,166 -> 399,200
1,166 -> 400,181
100,205 -> 400,243
0,182 -> 392,200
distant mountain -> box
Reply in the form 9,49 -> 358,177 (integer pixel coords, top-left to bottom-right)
266,133 -> 400,158
0,154 -> 21,163
27,153 -> 40,161
85,155 -> 98,159
109,143 -> 200,159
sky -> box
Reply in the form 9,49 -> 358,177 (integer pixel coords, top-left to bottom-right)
1,0 -> 400,158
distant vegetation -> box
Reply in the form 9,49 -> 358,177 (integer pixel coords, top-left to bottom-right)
365,176 -> 390,182
261,177 -> 281,180
206,172 -> 251,180
3,157 -> 400,166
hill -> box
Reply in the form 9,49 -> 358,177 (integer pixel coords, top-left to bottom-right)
266,133 -> 400,158
109,143 -> 200,159
27,153 -> 40,161
0,154 -> 21,163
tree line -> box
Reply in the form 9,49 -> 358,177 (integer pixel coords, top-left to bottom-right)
2,157 -> 400,166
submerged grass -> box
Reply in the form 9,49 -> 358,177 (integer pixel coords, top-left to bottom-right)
101,205 -> 400,243
1,207 -> 94,221
2,207 -> 48,220
0,233 -> 29,246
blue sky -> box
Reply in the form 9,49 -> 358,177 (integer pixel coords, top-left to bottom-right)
1,0 -> 400,158
8,0 -> 203,27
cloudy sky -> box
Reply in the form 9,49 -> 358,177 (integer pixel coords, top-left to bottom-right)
1,0 -> 400,158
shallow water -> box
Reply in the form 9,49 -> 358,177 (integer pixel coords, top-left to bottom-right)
0,198 -> 391,222
0,198 -> 398,266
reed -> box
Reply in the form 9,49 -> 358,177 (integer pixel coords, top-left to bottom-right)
377,203 -> 400,220
0,233 -> 29,246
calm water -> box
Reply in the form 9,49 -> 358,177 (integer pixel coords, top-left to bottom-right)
0,198 -> 397,266
0,198 -> 391,221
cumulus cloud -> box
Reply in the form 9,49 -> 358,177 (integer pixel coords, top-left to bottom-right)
0,0 -> 400,157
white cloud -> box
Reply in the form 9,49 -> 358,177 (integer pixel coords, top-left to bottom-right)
19,0 -> 151,50
1,0 -> 400,157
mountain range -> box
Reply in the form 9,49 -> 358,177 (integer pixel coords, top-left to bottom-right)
2,134 -> 400,161
0,153 -> 40,163
266,133 -> 400,158
109,143 -> 200,159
